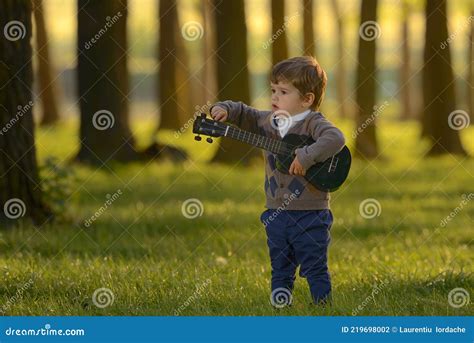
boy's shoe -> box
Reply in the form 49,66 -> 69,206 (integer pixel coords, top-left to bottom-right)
310,296 -> 332,307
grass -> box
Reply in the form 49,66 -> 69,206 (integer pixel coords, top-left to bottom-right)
0,116 -> 473,316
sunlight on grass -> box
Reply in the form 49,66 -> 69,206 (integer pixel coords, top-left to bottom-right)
0,117 -> 472,315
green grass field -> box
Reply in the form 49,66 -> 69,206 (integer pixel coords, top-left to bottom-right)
1,117 -> 473,316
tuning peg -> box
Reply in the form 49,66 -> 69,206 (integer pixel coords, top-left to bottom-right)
194,135 -> 202,141
206,137 -> 213,143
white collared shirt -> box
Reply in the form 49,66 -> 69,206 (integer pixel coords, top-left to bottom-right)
273,109 -> 311,137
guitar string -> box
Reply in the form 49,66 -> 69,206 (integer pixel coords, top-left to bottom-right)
199,119 -> 304,155
226,125 -> 296,155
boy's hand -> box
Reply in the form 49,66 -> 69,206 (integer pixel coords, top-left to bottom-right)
289,156 -> 306,176
210,105 -> 228,122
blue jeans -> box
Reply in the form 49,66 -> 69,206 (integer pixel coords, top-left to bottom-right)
260,209 -> 333,304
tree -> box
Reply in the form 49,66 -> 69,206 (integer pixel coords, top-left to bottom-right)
201,0 -> 217,105
211,0 -> 260,164
33,0 -> 60,126
157,0 -> 191,131
467,8 -> 473,123
0,0 -> 52,225
399,0 -> 412,120
303,0 -> 315,56
271,0 -> 288,64
354,0 -> 379,158
421,0 -> 466,155
330,0 -> 348,119
75,0 -> 138,164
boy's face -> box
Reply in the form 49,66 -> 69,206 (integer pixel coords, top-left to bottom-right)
271,81 -> 312,115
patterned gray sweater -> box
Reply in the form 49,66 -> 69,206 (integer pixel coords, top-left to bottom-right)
214,101 -> 346,210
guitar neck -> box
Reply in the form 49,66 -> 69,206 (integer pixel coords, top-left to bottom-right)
224,125 -> 289,155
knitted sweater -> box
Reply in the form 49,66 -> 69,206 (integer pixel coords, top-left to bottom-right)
214,101 -> 346,210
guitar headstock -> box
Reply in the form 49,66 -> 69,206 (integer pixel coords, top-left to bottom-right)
193,113 -> 228,143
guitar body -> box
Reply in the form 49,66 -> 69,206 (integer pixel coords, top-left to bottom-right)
274,134 -> 351,192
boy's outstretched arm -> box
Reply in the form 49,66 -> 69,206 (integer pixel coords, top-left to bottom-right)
210,100 -> 268,135
294,116 -> 346,171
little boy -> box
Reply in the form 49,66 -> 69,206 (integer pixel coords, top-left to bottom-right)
210,56 -> 345,306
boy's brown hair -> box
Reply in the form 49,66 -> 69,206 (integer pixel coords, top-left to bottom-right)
271,56 -> 327,110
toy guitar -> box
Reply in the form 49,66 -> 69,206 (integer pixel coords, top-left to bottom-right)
193,113 -> 351,192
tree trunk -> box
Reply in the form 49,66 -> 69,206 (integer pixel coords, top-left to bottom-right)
399,0 -> 412,120
211,0 -> 260,165
271,0 -> 288,64
421,0 -> 467,155
201,0 -> 217,106
0,0 -> 52,226
303,0 -> 315,56
330,0 -> 348,119
174,4 -> 193,126
157,0 -> 191,131
75,0 -> 138,164
33,0 -> 60,126
355,0 -> 379,159
467,9 -> 473,124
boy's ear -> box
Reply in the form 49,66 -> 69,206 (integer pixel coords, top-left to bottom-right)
302,92 -> 315,108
